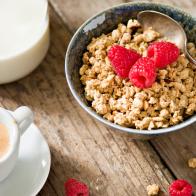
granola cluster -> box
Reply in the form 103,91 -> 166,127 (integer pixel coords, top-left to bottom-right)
80,19 -> 196,130
188,157 -> 196,168
146,184 -> 160,196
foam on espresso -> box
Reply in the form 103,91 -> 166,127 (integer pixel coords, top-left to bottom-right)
0,124 -> 9,158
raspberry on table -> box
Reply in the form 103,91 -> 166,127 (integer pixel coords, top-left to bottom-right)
65,178 -> 89,196
108,45 -> 141,78
169,179 -> 192,196
147,41 -> 180,68
129,57 -> 157,88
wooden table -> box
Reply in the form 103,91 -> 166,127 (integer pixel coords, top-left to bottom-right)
0,0 -> 195,195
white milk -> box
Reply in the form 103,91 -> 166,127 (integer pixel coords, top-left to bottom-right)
0,0 -> 49,84
0,0 -> 48,58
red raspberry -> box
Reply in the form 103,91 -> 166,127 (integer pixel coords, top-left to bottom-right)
129,57 -> 156,88
64,178 -> 89,196
108,45 -> 141,78
147,41 -> 179,68
169,179 -> 192,196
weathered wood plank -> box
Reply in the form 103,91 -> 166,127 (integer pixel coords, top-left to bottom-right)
0,3 -> 175,196
49,0 -> 196,33
143,0 -> 196,17
49,0 -> 127,31
152,126 -> 196,185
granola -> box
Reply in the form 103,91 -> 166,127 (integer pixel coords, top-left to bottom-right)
80,19 -> 196,130
146,184 -> 160,196
188,158 -> 196,168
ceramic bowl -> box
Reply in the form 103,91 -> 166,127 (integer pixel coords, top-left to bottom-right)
65,2 -> 196,139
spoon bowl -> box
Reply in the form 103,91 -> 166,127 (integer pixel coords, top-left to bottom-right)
137,10 -> 196,65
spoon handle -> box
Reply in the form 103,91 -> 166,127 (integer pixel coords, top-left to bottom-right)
185,48 -> 196,65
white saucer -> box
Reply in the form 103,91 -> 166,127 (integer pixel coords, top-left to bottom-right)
0,124 -> 51,196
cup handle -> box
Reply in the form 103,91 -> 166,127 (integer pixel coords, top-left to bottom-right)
11,106 -> 34,135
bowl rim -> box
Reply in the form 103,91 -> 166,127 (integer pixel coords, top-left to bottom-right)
65,1 -> 196,135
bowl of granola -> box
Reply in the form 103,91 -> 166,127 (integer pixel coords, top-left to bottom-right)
65,2 -> 196,139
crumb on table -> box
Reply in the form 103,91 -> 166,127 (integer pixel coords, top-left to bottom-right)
188,158 -> 196,168
146,184 -> 160,196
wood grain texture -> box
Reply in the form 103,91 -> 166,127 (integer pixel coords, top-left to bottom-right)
0,0 -> 195,195
49,0 -> 127,31
152,126 -> 196,185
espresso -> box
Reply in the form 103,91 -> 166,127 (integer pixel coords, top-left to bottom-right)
0,124 -> 9,158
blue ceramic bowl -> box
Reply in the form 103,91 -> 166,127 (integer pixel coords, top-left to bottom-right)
65,2 -> 196,139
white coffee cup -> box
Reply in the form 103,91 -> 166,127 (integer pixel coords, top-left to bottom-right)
0,106 -> 34,182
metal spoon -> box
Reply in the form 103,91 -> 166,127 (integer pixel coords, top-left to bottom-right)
137,10 -> 196,65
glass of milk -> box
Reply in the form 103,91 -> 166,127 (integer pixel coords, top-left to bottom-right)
0,0 -> 49,84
